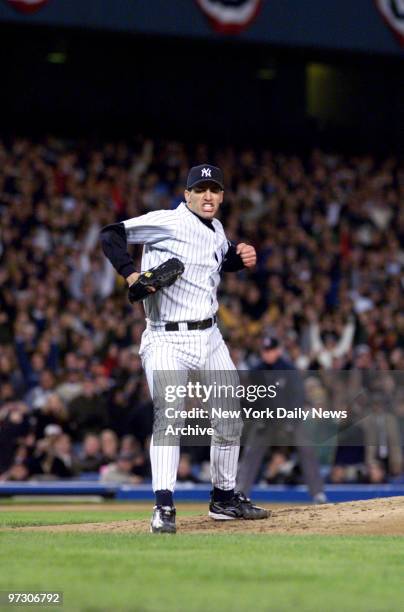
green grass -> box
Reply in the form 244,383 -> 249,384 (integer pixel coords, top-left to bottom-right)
0,509 -> 195,528
0,510 -> 148,528
0,509 -> 403,612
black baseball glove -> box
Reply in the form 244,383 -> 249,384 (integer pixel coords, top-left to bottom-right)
128,257 -> 185,303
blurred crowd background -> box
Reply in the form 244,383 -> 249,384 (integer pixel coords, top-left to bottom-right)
1,136 -> 403,485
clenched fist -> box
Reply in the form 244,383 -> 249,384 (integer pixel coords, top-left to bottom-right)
236,243 -> 257,268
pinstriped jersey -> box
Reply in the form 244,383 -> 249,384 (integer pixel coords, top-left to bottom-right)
123,202 -> 229,323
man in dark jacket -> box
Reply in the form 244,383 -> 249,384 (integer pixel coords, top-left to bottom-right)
237,336 -> 327,503
68,377 -> 109,442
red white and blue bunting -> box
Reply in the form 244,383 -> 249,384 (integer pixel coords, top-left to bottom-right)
195,0 -> 262,34
5,0 -> 49,14
375,0 -> 404,46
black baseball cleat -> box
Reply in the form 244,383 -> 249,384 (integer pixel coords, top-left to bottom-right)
209,491 -> 270,521
150,505 -> 177,534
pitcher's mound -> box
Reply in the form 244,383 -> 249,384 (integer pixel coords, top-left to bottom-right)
17,496 -> 404,536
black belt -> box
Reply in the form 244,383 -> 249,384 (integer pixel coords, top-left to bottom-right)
164,316 -> 216,331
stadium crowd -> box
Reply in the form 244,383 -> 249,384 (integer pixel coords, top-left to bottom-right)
0,136 -> 403,485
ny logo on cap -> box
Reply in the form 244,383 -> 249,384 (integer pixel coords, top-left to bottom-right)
201,168 -> 212,178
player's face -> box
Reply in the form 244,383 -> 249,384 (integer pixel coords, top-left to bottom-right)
185,182 -> 224,219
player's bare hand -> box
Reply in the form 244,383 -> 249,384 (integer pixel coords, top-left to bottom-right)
236,243 -> 257,268
126,272 -> 156,293
126,272 -> 140,286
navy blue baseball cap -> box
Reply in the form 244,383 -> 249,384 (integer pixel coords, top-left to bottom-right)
186,164 -> 224,190
262,336 -> 280,350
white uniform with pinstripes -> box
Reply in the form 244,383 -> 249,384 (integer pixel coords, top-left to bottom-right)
123,202 -> 241,492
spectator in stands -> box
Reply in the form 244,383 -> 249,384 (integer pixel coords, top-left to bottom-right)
363,394 -> 403,482
100,451 -> 143,484
100,429 -> 119,464
24,369 -> 57,411
0,461 -> 30,482
67,376 -> 109,441
393,391 -> 404,457
0,352 -> 23,398
14,321 -> 59,391
124,379 -> 154,447
120,434 -> 150,479
32,392 -> 69,439
307,310 -> 355,369
177,453 -> 202,485
0,401 -> 30,474
56,364 -> 83,404
28,427 -> 76,479
76,433 -> 104,473
330,417 -> 367,484
264,448 -> 298,485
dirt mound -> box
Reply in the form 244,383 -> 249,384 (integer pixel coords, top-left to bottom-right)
12,497 -> 404,536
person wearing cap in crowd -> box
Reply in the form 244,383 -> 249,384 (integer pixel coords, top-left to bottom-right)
237,335 -> 327,504
27,426 -> 76,479
101,163 -> 269,533
363,392 -> 403,482
100,450 -> 144,484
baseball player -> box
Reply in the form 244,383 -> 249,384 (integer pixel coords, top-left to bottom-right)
101,164 -> 269,533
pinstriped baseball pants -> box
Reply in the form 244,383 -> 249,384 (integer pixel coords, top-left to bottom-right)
140,324 -> 242,492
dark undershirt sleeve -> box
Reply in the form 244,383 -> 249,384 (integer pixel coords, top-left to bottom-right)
100,223 -> 137,279
221,242 -> 245,272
